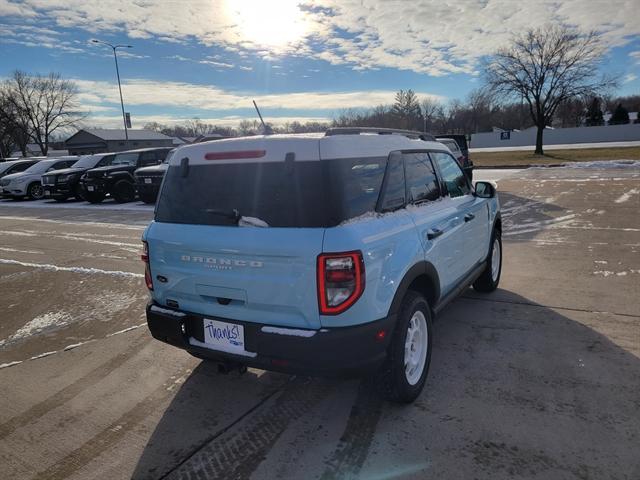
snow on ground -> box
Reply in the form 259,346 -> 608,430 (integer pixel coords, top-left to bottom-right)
0,311 -> 71,347
614,188 -> 639,204
470,141 -> 640,153
0,198 -> 154,212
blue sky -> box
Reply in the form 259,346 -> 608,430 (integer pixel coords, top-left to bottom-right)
1,0 -> 639,129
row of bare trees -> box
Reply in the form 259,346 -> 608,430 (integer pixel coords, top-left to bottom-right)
0,71 -> 83,158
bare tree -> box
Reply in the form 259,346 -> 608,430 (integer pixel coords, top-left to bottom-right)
2,71 -> 83,155
485,25 -> 616,154
420,97 -> 442,133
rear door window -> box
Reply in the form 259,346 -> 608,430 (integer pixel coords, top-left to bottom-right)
9,163 -> 33,174
403,153 -> 440,203
113,153 -> 138,166
139,151 -> 158,166
430,151 -> 471,198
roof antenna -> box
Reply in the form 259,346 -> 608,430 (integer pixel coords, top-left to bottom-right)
253,100 -> 271,135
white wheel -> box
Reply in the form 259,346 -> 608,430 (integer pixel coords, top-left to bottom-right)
404,310 -> 429,386
491,238 -> 501,282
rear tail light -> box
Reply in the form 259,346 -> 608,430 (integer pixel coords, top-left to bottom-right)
317,251 -> 365,315
141,240 -> 153,290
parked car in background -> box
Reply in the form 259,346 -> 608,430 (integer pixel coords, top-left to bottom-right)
143,128 -> 502,403
81,147 -> 172,203
42,153 -> 116,202
0,159 -> 41,179
436,135 -> 473,180
0,157 -> 78,200
134,149 -> 175,204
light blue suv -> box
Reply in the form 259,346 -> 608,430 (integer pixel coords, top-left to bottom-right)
143,128 -> 502,403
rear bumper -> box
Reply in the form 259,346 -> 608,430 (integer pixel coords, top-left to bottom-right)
146,301 -> 396,377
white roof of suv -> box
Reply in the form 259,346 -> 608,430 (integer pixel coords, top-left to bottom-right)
169,132 -> 450,166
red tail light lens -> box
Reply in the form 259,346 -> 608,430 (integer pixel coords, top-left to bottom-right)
317,251 -> 365,315
141,241 -> 153,290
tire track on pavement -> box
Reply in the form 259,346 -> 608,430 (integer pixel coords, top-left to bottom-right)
161,376 -> 333,480
319,379 -> 384,480
0,335 -> 148,440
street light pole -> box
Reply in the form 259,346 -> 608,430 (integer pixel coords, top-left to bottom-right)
92,39 -> 132,141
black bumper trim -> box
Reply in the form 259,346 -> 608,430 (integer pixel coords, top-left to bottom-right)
145,302 -> 396,377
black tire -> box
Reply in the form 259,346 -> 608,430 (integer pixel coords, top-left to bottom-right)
27,182 -> 45,200
85,191 -> 105,204
377,290 -> 433,403
113,179 -> 135,203
73,184 -> 86,201
473,229 -> 502,293
53,195 -> 69,202
140,191 -> 157,204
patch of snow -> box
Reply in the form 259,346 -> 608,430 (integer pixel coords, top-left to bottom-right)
594,260 -> 608,264
594,271 -> 615,277
150,305 -> 186,318
0,361 -> 22,369
64,340 -> 95,351
559,160 -> 640,169
616,271 -> 628,276
261,326 -> 317,338
238,216 -> 269,228
614,188 -> 639,204
0,215 -> 146,230
107,323 -> 147,337
0,258 -> 143,278
0,247 -> 44,254
9,311 -> 71,342
30,351 -> 58,360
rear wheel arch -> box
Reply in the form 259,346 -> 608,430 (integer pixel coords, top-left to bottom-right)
388,262 -> 440,317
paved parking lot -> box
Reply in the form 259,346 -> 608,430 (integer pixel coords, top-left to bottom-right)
0,164 -> 639,480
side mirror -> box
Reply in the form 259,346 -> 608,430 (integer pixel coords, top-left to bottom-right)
474,181 -> 496,198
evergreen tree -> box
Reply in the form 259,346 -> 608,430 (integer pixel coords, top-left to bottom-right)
392,89 -> 422,130
609,103 -> 630,125
585,97 -> 604,126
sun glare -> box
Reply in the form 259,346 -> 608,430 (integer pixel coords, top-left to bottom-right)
226,0 -> 308,50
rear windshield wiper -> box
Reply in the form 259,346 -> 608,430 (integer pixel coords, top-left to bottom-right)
205,208 -> 241,222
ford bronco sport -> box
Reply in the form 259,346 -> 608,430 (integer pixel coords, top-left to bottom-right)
143,128 -> 502,403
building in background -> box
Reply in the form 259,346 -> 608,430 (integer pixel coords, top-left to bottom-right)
65,129 -> 173,155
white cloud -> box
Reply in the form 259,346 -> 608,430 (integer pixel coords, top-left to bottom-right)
630,51 -> 640,65
623,73 -> 638,84
2,1 -> 638,75
81,114 -> 333,129
73,78 -> 444,111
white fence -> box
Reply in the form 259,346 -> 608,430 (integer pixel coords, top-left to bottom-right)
470,123 -> 640,149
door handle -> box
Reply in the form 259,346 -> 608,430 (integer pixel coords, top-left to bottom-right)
464,213 -> 475,222
427,228 -> 444,240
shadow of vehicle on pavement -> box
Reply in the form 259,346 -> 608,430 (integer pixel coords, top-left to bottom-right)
133,290 -> 639,480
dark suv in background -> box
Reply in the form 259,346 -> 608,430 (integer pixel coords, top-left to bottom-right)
81,147 -> 172,203
134,149 -> 175,204
436,135 -> 472,179
42,153 -> 115,201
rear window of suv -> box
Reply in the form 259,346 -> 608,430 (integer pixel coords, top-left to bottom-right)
155,157 -> 387,228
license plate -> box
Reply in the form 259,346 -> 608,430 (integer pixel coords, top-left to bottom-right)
144,178 -> 152,184
44,191 -> 50,196
203,319 -> 246,354
87,186 -> 95,191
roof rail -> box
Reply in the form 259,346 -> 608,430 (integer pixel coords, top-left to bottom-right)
324,127 -> 435,141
